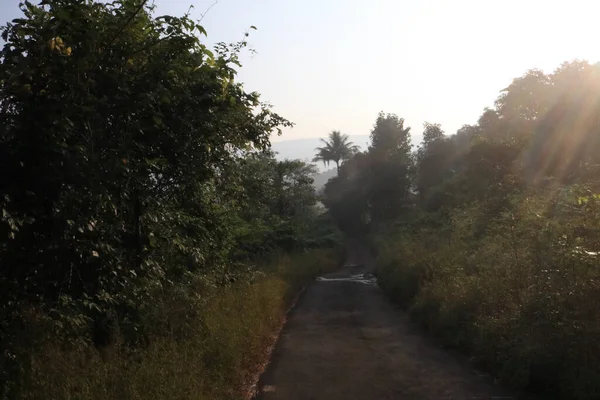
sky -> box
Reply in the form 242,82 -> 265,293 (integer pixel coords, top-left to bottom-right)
2,0 -> 600,145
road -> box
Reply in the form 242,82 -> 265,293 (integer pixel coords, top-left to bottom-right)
254,261 -> 518,400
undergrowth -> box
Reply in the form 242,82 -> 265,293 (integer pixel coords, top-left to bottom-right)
375,191 -> 600,400
11,249 -> 339,400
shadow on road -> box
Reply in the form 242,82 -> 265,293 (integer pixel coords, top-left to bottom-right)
254,240 -> 520,400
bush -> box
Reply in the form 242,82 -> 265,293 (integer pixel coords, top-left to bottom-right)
0,3 -> 335,398
375,190 -> 600,399
8,249 -> 339,400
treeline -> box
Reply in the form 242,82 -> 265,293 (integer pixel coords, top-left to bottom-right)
324,61 -> 600,399
0,1 -> 338,398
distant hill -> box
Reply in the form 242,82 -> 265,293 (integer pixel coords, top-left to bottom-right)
312,168 -> 337,193
271,135 -> 370,171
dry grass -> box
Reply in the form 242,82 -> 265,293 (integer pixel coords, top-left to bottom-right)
15,249 -> 339,400
375,196 -> 600,399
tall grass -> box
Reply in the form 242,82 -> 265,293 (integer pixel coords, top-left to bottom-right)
11,249 -> 339,400
376,192 -> 600,399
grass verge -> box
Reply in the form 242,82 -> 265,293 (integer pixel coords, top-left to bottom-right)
14,248 -> 339,400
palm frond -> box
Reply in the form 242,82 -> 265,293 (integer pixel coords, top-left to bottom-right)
314,130 -> 360,172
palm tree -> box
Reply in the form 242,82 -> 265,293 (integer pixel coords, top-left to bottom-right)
313,131 -> 359,175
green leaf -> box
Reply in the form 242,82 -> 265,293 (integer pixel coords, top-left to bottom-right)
203,48 -> 214,60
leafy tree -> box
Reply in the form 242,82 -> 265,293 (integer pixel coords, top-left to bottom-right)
415,123 -> 453,209
526,61 -> 600,185
321,112 -> 414,229
367,112 -> 414,221
232,151 -> 318,257
322,152 -> 371,233
312,130 -> 359,175
369,112 -> 412,158
495,69 -> 550,125
421,122 -> 445,145
0,0 -> 291,366
321,59 -> 600,400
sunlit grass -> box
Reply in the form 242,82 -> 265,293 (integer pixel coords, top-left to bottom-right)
375,194 -> 600,399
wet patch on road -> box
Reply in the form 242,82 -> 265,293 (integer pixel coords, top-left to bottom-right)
316,273 -> 377,286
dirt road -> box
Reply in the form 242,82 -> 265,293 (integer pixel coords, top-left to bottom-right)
255,261 -> 518,400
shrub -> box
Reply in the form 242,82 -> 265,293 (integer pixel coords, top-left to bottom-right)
375,190 -> 600,399
9,249 -> 339,400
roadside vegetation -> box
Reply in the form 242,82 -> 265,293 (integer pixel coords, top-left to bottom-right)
322,62 -> 600,399
4,1 -> 600,399
0,1 -> 339,399
17,249 -> 339,400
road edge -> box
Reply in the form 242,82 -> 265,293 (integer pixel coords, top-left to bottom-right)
244,284 -> 310,400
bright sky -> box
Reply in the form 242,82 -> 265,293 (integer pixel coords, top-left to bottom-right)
2,0 -> 600,144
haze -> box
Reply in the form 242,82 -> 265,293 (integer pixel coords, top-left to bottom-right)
2,0 -> 599,144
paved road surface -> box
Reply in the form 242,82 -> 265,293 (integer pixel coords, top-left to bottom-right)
255,262 -> 518,400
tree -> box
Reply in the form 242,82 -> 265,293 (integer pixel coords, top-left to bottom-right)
232,151 -> 318,257
367,112 -> 414,221
320,113 -> 415,229
0,0 -> 291,356
415,123 -> 452,208
495,69 -> 550,125
525,61 -> 600,185
369,112 -> 412,158
312,130 -> 359,175
421,122 -> 445,145
322,152 -> 371,233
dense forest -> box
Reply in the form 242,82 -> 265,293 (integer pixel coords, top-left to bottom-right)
0,2 -> 339,398
322,61 -> 600,398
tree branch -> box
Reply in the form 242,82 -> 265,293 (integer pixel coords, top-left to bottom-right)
199,1 -> 219,23
108,0 -> 150,46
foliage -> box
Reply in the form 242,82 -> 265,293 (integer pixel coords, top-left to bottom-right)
375,189 -> 600,399
230,151 -> 320,258
15,249 -> 340,400
312,130 -> 359,174
0,1 -> 337,397
322,112 -> 414,231
414,122 -> 453,208
323,61 -> 600,399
